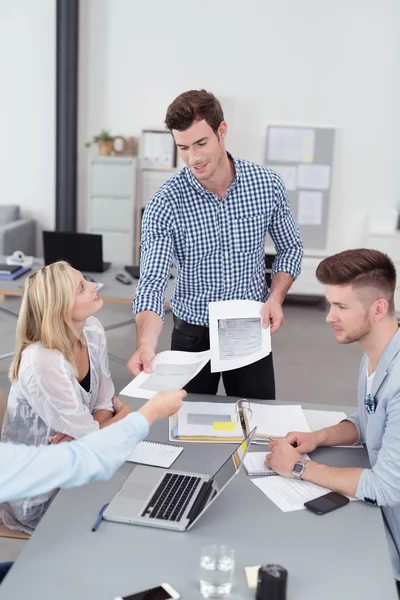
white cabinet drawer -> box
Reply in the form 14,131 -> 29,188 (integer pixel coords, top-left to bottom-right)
90,230 -> 133,263
91,161 -> 134,197
90,197 -> 133,231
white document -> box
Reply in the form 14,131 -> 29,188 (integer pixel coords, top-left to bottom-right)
209,300 -> 271,373
177,401 -> 243,439
251,476 -> 357,512
304,410 -> 347,431
120,350 -> 211,399
298,191 -> 323,226
269,165 -> 297,191
246,403 -> 311,439
267,127 -> 315,163
297,164 -> 331,190
127,440 -> 183,468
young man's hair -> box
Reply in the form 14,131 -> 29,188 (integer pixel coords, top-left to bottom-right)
316,248 -> 397,313
165,89 -> 224,134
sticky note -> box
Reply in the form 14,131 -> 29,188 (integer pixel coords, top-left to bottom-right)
213,421 -> 236,431
245,565 -> 260,589
240,439 -> 248,453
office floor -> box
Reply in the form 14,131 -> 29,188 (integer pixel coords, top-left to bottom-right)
0,297 -> 363,560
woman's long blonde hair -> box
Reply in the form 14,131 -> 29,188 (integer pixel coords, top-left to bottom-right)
9,261 -> 83,382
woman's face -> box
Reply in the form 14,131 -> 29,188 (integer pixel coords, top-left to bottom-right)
71,268 -> 103,322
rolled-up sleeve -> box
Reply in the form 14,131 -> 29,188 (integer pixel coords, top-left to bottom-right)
268,171 -> 303,280
133,194 -> 174,320
344,411 -> 365,445
355,396 -> 400,507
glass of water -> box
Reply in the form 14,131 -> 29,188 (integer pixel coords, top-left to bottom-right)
199,544 -> 235,598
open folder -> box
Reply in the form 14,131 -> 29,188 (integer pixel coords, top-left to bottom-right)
170,400 -> 311,443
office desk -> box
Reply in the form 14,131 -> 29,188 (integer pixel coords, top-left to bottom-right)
0,259 -> 175,305
0,396 -> 397,600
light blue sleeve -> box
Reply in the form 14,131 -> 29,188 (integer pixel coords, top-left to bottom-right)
0,412 -> 149,503
355,394 -> 400,507
344,411 -> 365,445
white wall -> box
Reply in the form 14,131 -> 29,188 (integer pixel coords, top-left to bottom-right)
78,0 -> 400,253
0,0 -> 56,254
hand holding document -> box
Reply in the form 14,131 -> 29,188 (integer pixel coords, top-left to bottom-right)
209,300 -> 271,372
120,350 -> 211,399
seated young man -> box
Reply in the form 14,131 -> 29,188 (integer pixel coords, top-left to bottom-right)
1,261 -> 146,532
266,249 -> 400,588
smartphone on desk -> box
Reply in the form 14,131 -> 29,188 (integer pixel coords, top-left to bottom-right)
304,491 -> 350,515
114,583 -> 180,600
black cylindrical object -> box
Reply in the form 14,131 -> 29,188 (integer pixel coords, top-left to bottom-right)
255,564 -> 288,600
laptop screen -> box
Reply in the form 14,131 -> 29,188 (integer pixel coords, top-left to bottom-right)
211,428 -> 257,493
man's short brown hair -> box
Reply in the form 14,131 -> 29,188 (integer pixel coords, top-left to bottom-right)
316,248 -> 397,313
165,89 -> 224,134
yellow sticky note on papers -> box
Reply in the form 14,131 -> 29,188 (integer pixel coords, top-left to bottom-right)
213,421 -> 236,431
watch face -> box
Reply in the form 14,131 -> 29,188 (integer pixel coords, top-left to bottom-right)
293,462 -> 304,474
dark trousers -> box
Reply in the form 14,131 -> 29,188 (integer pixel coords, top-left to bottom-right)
0,562 -> 13,585
171,317 -> 275,400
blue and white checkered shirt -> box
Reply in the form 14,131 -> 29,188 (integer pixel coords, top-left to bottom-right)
133,154 -> 303,326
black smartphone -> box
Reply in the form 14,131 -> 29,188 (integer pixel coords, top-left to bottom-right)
304,491 -> 350,515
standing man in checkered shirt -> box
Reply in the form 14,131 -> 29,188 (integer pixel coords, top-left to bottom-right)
128,90 -> 303,399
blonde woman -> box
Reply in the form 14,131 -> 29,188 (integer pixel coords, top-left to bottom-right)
1,261 -> 145,532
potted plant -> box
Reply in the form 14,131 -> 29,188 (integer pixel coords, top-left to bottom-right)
85,130 -> 114,156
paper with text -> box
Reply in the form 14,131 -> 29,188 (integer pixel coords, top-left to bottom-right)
267,127 -> 315,163
120,350 -> 211,399
246,403 -> 311,440
251,476 -> 357,512
298,191 -> 323,226
209,300 -> 271,372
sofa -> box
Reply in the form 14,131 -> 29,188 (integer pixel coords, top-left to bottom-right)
0,205 -> 36,256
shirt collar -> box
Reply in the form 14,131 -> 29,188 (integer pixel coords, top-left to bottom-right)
183,151 -> 241,198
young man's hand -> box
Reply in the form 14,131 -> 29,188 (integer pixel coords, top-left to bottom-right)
265,438 -> 303,477
127,346 -> 155,376
285,431 -> 321,453
262,297 -> 284,334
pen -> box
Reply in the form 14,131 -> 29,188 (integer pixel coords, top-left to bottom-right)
91,503 -> 109,532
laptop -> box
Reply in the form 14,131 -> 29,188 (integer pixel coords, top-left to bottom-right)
103,428 -> 256,531
42,231 -> 111,273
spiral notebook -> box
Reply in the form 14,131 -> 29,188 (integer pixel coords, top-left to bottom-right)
127,440 -> 183,468
244,452 -> 310,476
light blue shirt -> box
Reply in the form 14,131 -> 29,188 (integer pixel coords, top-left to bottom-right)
0,412 -> 149,503
346,328 -> 400,579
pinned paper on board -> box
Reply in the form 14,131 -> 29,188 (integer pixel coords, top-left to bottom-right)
269,165 -> 297,191
297,164 -> 331,190
298,191 -> 323,226
267,127 -> 315,163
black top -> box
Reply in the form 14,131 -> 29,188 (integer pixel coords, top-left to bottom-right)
79,365 -> 91,393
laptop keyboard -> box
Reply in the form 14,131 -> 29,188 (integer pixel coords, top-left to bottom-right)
141,473 -> 201,522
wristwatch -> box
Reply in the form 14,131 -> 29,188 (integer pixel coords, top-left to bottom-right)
292,459 -> 307,480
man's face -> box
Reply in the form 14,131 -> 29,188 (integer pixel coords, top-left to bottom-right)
173,119 -> 227,182
325,284 -> 374,344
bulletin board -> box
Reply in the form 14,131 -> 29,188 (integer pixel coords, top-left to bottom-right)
265,125 -> 335,250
